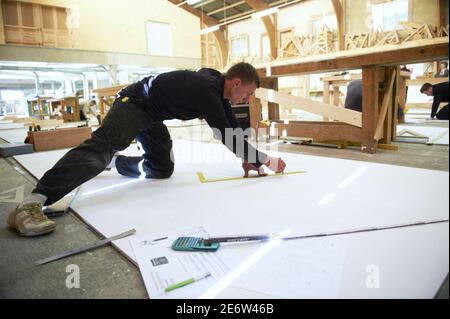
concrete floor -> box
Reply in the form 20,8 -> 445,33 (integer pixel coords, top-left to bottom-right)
0,128 -> 448,298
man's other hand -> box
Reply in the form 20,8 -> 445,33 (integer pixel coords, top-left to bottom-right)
264,156 -> 286,173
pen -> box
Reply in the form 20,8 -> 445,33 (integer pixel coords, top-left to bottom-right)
202,234 -> 272,245
164,272 -> 211,293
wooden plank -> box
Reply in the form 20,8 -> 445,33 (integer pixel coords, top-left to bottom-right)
260,121 -> 363,142
27,127 -> 92,152
256,88 -> 362,127
333,86 -> 340,106
406,102 -> 447,109
362,66 -> 379,153
323,81 -> 330,121
256,38 -> 449,77
248,95 -> 262,140
374,68 -> 396,140
321,74 -> 362,82
263,78 -> 280,121
406,77 -> 449,86
92,84 -> 127,96
390,66 -> 401,140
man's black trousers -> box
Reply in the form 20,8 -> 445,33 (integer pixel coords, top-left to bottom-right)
33,98 -> 174,206
436,104 -> 449,120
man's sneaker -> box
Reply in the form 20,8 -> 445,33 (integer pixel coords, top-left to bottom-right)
7,203 -> 56,236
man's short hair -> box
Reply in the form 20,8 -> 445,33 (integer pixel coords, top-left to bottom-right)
420,83 -> 433,93
441,61 -> 448,68
225,62 -> 260,88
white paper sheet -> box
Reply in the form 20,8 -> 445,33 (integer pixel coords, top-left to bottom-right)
232,237 -> 348,299
130,226 -> 242,299
131,226 -> 349,299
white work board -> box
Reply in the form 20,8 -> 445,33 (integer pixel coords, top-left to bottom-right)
6,137 -> 449,299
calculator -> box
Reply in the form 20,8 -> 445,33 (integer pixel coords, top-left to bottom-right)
171,236 -> 220,252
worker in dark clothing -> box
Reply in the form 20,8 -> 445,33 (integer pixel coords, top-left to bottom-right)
420,82 -> 449,120
344,79 -> 404,120
435,62 -> 449,78
7,63 -> 286,236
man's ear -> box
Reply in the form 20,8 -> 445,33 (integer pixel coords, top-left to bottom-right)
233,78 -> 241,88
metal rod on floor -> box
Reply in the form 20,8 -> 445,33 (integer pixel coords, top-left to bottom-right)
35,229 -> 136,266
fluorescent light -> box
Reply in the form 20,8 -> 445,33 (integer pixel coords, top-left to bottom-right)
200,25 -> 220,35
251,7 -> 278,19
187,0 -> 202,5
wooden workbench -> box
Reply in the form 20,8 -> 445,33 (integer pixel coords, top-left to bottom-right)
251,37 -> 449,153
92,84 -> 127,118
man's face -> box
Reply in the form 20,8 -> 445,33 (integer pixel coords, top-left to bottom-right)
229,79 -> 257,105
423,87 -> 433,97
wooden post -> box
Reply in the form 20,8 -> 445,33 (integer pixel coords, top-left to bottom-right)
263,78 -> 279,121
379,68 -> 396,144
248,95 -> 262,141
362,66 -> 379,153
333,86 -> 340,106
323,80 -> 330,121
392,66 -> 403,137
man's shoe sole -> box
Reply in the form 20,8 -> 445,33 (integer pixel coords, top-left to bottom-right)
9,225 -> 56,237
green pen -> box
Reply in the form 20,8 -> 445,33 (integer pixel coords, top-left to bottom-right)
164,272 -> 211,293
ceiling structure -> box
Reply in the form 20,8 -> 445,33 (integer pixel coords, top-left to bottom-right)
175,0 -> 298,23
168,0 -> 311,67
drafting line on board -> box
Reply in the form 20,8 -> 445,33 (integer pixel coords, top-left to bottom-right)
198,219 -> 450,245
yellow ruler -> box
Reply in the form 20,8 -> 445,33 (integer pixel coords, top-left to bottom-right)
196,170 -> 306,184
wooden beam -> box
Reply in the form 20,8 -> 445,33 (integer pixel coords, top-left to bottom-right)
257,38 -> 449,77
374,68 -> 396,141
260,121 -> 363,142
256,88 -> 362,127
244,0 -> 278,59
331,0 -> 344,51
260,77 -> 279,121
361,66 -> 379,153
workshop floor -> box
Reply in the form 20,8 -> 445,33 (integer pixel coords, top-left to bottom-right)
0,124 -> 448,298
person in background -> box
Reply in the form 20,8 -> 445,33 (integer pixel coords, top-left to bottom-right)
420,82 -> 449,120
80,100 -> 97,121
435,62 -> 449,78
344,79 -> 405,122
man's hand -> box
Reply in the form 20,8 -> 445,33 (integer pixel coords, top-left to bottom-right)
264,156 -> 286,174
242,161 -> 267,178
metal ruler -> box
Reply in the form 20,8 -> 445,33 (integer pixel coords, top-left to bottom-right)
35,229 -> 136,266
196,170 -> 306,184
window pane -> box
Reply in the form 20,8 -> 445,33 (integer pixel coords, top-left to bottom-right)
4,1 -> 19,26
56,8 -> 68,30
372,0 -> 408,31
372,4 -> 383,31
147,22 -> 172,56
21,3 -> 34,27
42,6 -> 55,29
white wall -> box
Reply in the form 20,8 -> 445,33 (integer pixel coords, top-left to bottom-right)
12,0 -> 201,59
